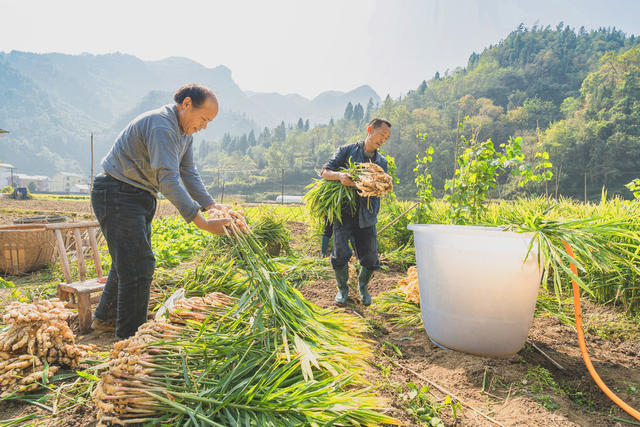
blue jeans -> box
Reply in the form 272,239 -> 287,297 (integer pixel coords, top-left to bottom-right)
91,174 -> 156,339
330,210 -> 380,271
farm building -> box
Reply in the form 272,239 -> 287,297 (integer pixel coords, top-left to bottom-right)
49,172 -> 88,193
13,173 -> 50,192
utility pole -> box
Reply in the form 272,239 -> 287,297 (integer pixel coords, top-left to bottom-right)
584,171 -> 587,203
90,133 -> 94,190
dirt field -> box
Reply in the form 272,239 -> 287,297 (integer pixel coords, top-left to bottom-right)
302,270 -> 640,426
0,197 -> 179,224
1,213 -> 639,426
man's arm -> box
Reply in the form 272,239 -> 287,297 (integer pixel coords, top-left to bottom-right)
320,169 -> 356,187
320,145 -> 356,187
148,127 -> 228,234
180,143 -> 216,209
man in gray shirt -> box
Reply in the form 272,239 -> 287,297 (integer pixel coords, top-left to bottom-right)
91,83 -> 230,339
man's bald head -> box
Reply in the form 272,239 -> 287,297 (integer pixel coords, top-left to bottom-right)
174,84 -> 218,108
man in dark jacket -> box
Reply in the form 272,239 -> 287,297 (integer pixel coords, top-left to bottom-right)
92,84 -> 232,339
320,118 -> 391,306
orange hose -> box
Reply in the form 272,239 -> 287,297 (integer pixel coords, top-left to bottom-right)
562,240 -> 640,421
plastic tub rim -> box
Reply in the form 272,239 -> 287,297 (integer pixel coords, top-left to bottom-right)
408,223 -> 534,239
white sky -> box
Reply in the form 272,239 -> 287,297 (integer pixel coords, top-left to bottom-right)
1,0 -> 640,98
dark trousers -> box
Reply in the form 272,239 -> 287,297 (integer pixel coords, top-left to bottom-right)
323,218 -> 334,238
91,174 -> 156,339
330,212 -> 380,271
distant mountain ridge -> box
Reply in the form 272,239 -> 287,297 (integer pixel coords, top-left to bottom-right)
246,85 -> 380,125
0,50 -> 379,177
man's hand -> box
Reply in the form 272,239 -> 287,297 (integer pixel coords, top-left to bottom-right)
321,168 -> 356,187
339,172 -> 356,187
193,212 -> 231,235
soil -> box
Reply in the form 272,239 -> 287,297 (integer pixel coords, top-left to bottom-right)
0,198 -> 179,224
1,217 -> 639,426
300,268 -> 640,426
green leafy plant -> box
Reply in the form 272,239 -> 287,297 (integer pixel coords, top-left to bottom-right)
503,206 -> 640,305
414,133 -> 436,210
625,178 -> 640,200
250,213 -> 292,256
371,291 -> 422,329
0,277 -> 15,289
443,130 -> 553,224
400,382 -> 460,426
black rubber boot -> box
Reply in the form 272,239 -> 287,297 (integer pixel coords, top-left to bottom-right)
358,266 -> 375,306
333,264 -> 350,305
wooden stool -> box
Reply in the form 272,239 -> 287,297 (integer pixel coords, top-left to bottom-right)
46,221 -> 105,334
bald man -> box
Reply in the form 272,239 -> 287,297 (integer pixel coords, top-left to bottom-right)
91,84 -> 229,339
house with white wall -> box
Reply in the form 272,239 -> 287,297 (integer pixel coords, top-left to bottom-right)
50,172 -> 86,193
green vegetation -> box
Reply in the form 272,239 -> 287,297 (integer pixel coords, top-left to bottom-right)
399,382 -> 460,426
250,212 -> 292,256
196,25 -> 640,202
303,161 -> 359,224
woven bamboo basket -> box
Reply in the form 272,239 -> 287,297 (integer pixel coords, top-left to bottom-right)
0,224 -> 56,275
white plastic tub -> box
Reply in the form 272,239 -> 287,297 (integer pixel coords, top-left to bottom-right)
407,224 -> 542,357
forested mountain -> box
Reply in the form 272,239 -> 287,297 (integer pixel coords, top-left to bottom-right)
0,51 -> 378,177
200,25 -> 640,200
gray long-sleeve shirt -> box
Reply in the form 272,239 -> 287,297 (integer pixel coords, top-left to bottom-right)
102,104 -> 214,222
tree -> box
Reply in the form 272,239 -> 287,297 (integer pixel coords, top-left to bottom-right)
418,80 -> 427,94
274,121 -> 287,141
221,133 -> 232,153
297,118 -> 304,130
259,127 -> 272,147
237,134 -> 249,154
248,130 -> 256,147
343,102 -> 354,121
364,98 -> 375,123
352,103 -> 364,123
304,119 -> 310,131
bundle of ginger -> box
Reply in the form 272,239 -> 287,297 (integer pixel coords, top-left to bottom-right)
205,205 -> 250,233
0,299 -> 89,396
354,162 -> 393,198
95,292 -> 236,426
397,266 -> 420,305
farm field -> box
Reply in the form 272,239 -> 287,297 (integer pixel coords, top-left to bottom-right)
0,198 -> 639,426
0,196 -> 180,224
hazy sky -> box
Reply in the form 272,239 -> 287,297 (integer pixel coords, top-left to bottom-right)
2,0 -> 640,98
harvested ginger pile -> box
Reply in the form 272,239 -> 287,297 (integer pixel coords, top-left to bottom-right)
398,266 -> 420,305
94,292 -> 236,426
354,163 -> 393,198
0,299 -> 90,396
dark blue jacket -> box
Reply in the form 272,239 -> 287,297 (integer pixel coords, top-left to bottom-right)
322,141 -> 388,228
